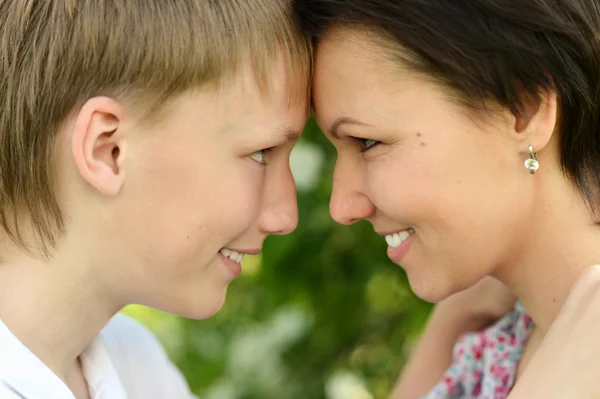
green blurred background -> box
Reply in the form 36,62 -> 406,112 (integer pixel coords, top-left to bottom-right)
122,119 -> 432,399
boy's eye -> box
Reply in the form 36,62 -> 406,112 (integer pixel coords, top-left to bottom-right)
356,138 -> 381,152
250,148 -> 271,165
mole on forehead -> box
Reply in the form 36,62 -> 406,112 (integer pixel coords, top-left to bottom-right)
416,132 -> 427,147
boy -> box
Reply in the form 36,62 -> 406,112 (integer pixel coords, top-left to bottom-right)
0,1 -> 310,398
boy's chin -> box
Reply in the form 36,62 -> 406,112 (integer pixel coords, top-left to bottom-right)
149,288 -> 229,320
178,290 -> 228,320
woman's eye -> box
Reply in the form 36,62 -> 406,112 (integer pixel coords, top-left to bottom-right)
357,138 -> 381,152
250,148 -> 271,165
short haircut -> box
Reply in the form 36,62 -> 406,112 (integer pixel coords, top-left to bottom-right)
0,0 -> 311,253
296,0 -> 600,220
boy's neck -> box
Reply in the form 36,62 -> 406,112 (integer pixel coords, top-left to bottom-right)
0,243 -> 121,385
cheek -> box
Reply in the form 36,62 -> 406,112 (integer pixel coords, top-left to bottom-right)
370,140 -> 527,270
154,161 -> 263,239
365,146 -> 442,217
366,140 -> 518,232
118,156 -> 265,268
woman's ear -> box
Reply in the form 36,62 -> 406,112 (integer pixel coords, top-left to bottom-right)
513,89 -> 558,154
71,97 -> 128,196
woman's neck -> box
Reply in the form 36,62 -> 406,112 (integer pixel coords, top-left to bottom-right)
494,173 -> 600,334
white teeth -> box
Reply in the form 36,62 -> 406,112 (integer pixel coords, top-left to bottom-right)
221,248 -> 232,257
385,229 -> 414,248
219,249 -> 245,264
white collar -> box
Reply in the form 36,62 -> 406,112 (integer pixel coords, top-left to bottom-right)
0,319 -> 128,398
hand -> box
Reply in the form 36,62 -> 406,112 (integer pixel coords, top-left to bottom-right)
441,276 -> 517,323
390,277 -> 516,399
508,265 -> 600,399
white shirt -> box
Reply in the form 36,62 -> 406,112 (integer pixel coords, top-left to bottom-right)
0,314 -> 198,398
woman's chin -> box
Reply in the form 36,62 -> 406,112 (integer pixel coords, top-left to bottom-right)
407,273 -> 456,304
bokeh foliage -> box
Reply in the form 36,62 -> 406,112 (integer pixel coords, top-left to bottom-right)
124,119 -> 432,399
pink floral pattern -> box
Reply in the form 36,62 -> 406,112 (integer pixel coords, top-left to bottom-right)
423,301 -> 534,399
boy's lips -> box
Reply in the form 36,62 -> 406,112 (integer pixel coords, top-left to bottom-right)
229,248 -> 261,255
218,247 -> 262,278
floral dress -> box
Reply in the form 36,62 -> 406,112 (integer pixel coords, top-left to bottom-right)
423,301 -> 535,399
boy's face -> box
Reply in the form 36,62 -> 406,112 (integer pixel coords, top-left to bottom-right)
62,61 -> 308,319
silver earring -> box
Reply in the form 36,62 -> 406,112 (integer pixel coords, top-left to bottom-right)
524,145 -> 539,174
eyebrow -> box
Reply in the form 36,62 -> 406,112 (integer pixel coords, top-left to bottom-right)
329,117 -> 373,139
279,127 -> 301,143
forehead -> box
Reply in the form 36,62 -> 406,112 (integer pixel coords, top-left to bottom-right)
232,56 -> 309,115
140,63 -> 309,140
314,29 -> 394,90
213,64 -> 309,142
310,29 -> 482,140
311,29 -> 415,128
190,57 -> 305,119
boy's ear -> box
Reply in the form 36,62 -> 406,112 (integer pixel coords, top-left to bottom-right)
71,97 -> 128,196
513,89 -> 558,154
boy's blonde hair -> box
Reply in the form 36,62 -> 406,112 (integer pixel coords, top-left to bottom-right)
0,0 -> 311,253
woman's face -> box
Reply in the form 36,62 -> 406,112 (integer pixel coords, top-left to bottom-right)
312,29 -> 542,302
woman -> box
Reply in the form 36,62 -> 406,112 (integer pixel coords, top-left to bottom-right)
294,0 -> 600,397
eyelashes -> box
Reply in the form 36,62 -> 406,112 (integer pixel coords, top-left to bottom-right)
250,148 -> 273,165
356,138 -> 381,152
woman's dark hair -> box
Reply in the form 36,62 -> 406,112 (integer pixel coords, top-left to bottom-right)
295,0 -> 600,218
